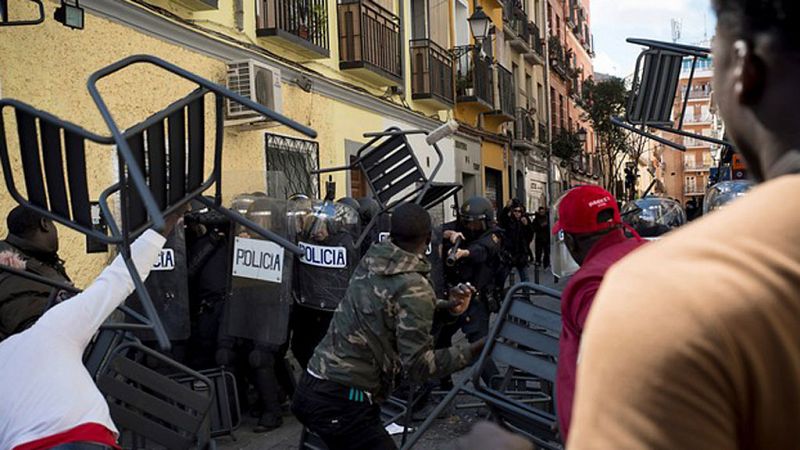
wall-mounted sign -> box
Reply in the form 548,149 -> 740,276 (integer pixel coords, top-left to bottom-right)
232,237 -> 284,283
299,242 -> 347,268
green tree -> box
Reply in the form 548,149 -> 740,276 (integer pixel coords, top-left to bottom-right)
580,77 -> 634,194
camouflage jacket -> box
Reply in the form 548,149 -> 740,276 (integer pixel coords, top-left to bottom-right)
308,240 -> 473,402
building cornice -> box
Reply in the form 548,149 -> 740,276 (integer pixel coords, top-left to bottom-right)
82,0 -> 442,131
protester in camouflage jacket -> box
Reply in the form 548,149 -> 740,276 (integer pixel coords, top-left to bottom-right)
307,238 -> 475,402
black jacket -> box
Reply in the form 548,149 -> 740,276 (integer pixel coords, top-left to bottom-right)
0,235 -> 70,341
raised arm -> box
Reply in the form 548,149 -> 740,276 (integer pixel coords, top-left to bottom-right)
395,277 -> 473,383
36,230 -> 166,347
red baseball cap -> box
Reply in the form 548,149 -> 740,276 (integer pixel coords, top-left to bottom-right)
552,185 -> 621,235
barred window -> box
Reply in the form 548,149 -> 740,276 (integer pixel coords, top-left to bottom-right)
265,133 -> 320,199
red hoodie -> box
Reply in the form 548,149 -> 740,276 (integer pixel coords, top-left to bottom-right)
556,229 -> 645,441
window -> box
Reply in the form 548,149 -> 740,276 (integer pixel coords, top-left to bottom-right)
265,133 -> 320,198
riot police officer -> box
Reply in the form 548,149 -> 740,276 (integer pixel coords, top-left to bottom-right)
435,196 -> 504,387
289,198 -> 360,369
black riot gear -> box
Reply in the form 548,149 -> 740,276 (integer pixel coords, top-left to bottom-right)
459,196 -> 495,240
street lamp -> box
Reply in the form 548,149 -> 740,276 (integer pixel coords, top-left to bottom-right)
576,127 -> 588,144
468,6 -> 491,47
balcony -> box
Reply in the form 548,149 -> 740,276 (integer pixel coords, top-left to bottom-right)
538,122 -> 548,145
682,138 -> 708,148
410,39 -> 455,109
549,36 -> 569,80
512,108 -> 535,151
338,0 -> 402,86
256,0 -> 330,58
503,4 -> 531,54
486,64 -> 515,121
684,187 -> 705,196
684,162 -> 711,172
566,0 -> 578,30
177,0 -> 218,10
455,47 -> 494,111
686,88 -> 711,100
684,113 -> 713,124
524,22 -> 545,65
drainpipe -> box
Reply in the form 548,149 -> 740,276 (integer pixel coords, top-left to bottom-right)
543,0 -> 554,208
398,0 -> 407,99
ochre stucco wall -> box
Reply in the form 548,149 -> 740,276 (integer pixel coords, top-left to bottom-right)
0,2 -> 312,286
0,1 -> 418,286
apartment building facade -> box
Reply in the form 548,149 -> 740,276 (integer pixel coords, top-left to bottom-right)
658,55 -> 718,207
546,0 -> 596,198
0,0 -> 553,283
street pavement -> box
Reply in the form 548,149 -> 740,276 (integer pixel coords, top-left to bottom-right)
217,266 -> 563,450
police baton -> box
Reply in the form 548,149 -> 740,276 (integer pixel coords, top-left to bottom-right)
445,236 -> 463,267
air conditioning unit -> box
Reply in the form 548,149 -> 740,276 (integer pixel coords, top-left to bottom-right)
225,59 -> 283,127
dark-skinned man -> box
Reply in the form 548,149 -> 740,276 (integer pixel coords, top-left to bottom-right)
0,206 -> 70,342
548,185 -> 645,440
569,2 -> 800,448
292,202 -> 483,450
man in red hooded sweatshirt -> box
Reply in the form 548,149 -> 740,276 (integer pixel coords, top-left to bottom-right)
551,186 -> 645,441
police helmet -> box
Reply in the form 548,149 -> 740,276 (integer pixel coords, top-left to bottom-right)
336,197 -> 361,213
460,196 -> 495,226
356,197 -> 380,224
621,196 -> 686,239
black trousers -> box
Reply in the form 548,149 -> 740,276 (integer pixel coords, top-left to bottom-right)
534,239 -> 550,267
292,373 -> 396,450
290,305 -> 334,369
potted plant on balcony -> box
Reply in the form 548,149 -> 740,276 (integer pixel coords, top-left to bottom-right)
311,3 -> 328,32
296,3 -> 311,40
457,71 -> 474,97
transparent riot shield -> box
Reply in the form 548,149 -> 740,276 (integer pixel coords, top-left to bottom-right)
126,223 -> 191,341
550,193 -> 580,279
622,196 -> 687,239
293,201 -> 360,311
220,195 -> 294,345
704,180 -> 754,215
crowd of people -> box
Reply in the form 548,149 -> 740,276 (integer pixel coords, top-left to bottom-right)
1,0 -> 800,448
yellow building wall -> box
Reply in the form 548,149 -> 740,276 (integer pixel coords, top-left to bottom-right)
0,1 -> 366,286
481,141 -> 509,204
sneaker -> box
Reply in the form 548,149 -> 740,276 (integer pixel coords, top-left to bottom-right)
254,412 -> 283,433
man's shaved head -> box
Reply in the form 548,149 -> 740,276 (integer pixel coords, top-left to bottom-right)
390,203 -> 432,253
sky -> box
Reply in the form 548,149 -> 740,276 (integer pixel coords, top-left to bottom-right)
591,0 -> 716,78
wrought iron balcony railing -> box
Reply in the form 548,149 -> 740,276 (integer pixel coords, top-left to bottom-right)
454,46 -> 494,107
549,36 -> 569,79
528,22 -> 545,59
495,64 -> 516,117
513,107 -> 535,145
504,4 -> 531,53
410,39 -> 455,107
256,0 -> 330,57
338,0 -> 402,83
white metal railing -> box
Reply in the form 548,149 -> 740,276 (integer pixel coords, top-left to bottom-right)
684,113 -> 713,123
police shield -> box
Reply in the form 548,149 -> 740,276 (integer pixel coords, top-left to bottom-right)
126,224 -> 191,340
622,196 -> 687,239
221,195 -> 294,345
293,201 -> 360,311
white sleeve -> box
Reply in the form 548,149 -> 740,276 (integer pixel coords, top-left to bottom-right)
36,230 -> 167,348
